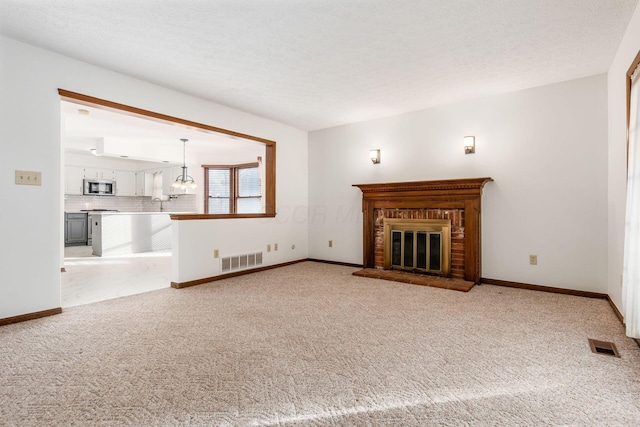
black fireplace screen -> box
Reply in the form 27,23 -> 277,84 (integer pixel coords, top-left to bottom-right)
391,230 -> 442,273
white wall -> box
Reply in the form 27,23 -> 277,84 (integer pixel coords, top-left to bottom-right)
0,36 -> 308,319
172,123 -> 308,283
607,4 -> 640,315
309,75 -> 608,292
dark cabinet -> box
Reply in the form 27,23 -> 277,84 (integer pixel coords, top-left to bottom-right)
65,212 -> 88,246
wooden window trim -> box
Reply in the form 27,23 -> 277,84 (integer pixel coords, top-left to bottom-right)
58,89 -> 276,219
204,167 -> 232,214
626,50 -> 640,168
204,163 -> 262,214
203,162 -> 259,169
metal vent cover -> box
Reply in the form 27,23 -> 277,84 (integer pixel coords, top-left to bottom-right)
221,252 -> 263,273
588,339 -> 620,358
221,257 -> 231,272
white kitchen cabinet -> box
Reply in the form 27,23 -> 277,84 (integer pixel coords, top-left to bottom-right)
65,166 -> 85,195
162,168 -> 177,196
135,171 -> 154,196
84,167 -> 115,180
115,170 -> 136,196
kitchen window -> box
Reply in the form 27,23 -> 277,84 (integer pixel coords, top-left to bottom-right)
204,163 -> 262,214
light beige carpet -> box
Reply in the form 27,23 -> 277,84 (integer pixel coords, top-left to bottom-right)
2,261 -> 639,426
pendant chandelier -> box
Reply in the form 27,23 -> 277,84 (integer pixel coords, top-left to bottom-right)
172,138 -> 197,190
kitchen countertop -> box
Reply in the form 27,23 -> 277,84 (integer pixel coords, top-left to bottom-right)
89,211 -> 173,215
67,211 -> 196,215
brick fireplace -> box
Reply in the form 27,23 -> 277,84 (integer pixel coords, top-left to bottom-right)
353,177 -> 492,285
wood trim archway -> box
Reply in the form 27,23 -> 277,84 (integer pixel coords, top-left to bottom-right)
58,89 -> 276,218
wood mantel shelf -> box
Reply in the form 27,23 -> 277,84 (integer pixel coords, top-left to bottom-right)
353,177 -> 493,284
353,177 -> 493,197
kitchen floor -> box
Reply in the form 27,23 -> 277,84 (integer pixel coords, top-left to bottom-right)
62,245 -> 171,308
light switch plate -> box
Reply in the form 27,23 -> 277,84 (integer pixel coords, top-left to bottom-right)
15,170 -> 42,186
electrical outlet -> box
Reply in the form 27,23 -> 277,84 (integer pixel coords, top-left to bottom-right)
329,240 -> 333,248
267,244 -> 271,252
529,255 -> 538,265
15,170 -> 42,186
214,249 -> 219,258
274,243 -> 278,251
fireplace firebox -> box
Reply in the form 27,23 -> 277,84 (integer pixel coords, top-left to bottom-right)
384,219 -> 451,276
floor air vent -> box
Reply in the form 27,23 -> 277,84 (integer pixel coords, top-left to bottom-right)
221,252 -> 263,273
588,339 -> 620,358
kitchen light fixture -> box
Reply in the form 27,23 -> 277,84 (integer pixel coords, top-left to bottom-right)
172,138 -> 197,190
369,149 -> 381,164
464,136 -> 475,154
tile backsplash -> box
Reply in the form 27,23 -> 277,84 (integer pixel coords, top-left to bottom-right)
65,194 -> 198,213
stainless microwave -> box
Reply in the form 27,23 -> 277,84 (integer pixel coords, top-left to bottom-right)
83,179 -> 116,196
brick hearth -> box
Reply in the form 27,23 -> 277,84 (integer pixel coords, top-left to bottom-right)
353,268 -> 474,292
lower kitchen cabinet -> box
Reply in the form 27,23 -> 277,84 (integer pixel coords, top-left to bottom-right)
64,212 -> 88,246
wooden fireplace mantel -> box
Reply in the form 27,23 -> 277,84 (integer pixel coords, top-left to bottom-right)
353,177 -> 493,284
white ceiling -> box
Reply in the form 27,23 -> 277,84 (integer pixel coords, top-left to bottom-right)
1,0 -> 638,131
61,100 -> 264,163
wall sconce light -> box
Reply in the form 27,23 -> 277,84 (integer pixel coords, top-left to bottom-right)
369,149 -> 381,164
464,136 -> 475,154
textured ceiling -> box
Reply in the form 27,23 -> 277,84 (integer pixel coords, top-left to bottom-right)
0,0 -> 638,131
